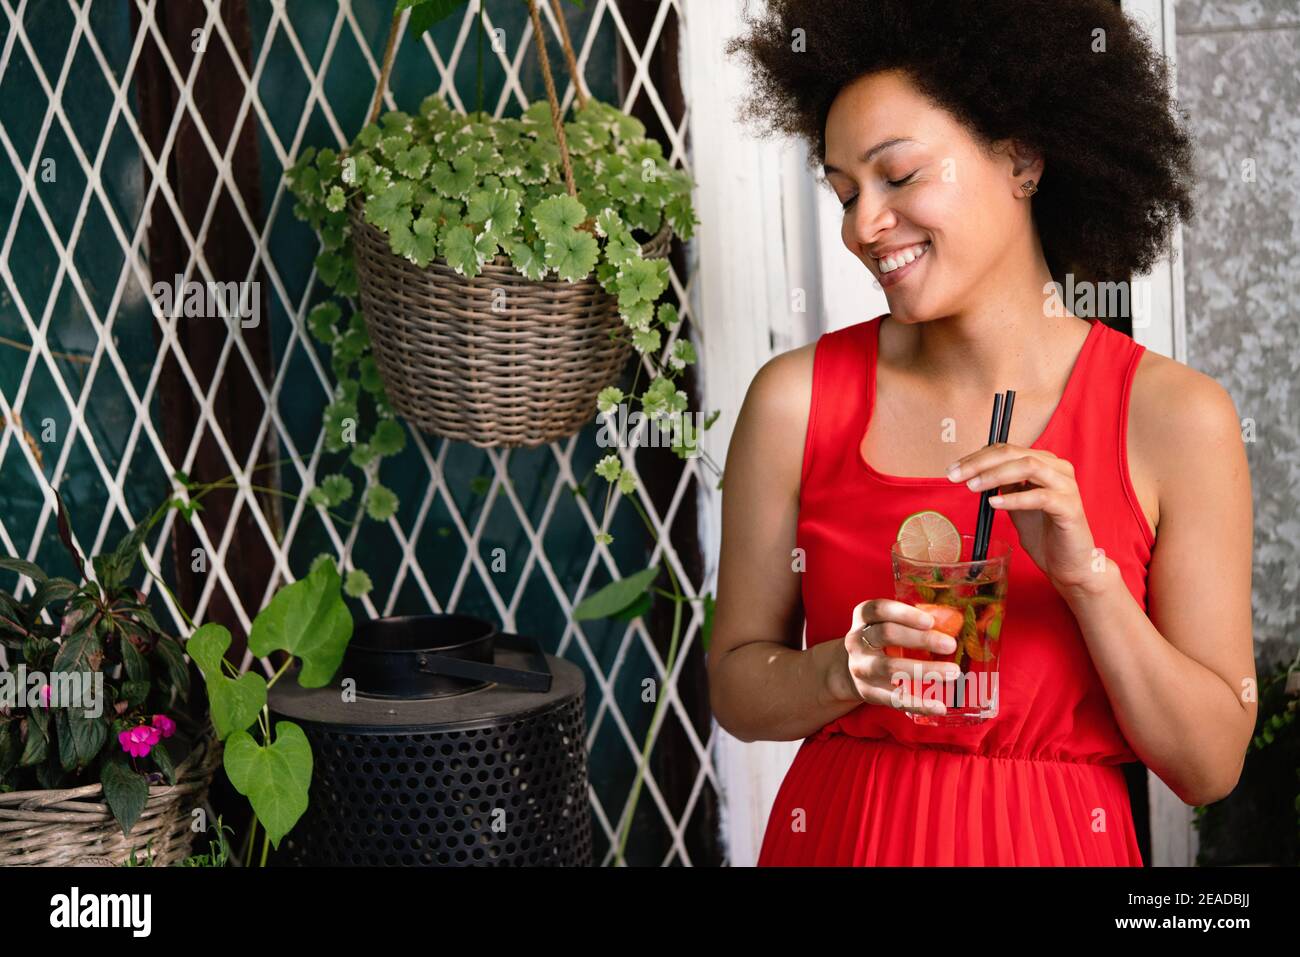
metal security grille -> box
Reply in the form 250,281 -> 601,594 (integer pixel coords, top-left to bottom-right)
0,0 -> 718,866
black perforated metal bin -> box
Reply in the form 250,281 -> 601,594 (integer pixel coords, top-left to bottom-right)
267,615 -> 592,866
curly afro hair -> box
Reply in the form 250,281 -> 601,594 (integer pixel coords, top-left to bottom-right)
725,0 -> 1194,283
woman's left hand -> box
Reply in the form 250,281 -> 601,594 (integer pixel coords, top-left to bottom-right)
947,443 -> 1106,597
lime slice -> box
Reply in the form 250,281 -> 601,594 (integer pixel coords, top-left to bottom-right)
895,509 -> 961,563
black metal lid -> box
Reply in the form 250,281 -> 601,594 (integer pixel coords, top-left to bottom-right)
340,614 -> 552,699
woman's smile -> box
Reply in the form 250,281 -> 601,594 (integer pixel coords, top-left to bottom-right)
874,240 -> 931,288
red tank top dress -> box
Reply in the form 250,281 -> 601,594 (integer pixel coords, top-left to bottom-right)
757,314 -> 1155,866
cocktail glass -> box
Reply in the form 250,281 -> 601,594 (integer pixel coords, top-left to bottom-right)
888,534 -> 1012,726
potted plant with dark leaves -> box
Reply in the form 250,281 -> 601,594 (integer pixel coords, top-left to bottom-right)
0,492 -> 211,866
112,470 -> 357,867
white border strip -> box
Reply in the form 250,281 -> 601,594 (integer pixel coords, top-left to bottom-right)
1124,0 -> 1196,866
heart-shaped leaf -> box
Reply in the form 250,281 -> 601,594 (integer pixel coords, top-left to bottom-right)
573,566 -> 660,621
248,559 -> 352,688
223,722 -> 312,849
398,0 -> 468,43
187,623 -> 266,740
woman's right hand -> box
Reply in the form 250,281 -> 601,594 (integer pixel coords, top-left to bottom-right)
828,599 -> 963,715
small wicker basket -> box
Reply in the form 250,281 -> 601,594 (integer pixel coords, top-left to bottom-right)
344,0 -> 674,448
351,208 -> 671,448
0,728 -> 222,867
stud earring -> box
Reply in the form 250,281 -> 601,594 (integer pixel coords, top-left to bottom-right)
1020,179 -> 1038,196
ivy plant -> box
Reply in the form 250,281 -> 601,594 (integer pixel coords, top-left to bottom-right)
285,78 -> 714,548
282,4 -> 725,866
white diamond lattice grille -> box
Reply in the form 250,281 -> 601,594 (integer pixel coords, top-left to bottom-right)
0,0 -> 718,866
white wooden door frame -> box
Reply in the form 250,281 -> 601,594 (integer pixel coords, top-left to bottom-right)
1123,0 -> 1196,867
683,0 -> 814,867
686,0 -> 1191,866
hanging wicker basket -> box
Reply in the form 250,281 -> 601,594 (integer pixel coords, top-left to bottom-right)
0,727 -> 222,867
352,208 -> 670,448
347,0 -> 673,448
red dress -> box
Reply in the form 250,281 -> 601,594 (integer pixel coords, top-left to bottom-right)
757,315 -> 1155,866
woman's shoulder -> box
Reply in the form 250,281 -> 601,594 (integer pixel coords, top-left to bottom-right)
1130,347 -> 1241,442
1128,345 -> 1244,503
740,316 -> 884,442
726,341 -> 820,500
734,317 -> 883,483
741,340 -> 818,434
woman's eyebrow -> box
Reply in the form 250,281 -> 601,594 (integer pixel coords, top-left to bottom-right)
823,137 -> 917,176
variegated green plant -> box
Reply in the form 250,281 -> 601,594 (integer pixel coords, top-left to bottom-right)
286,91 -> 712,547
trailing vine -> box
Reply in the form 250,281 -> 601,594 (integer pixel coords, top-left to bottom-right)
283,1 -> 723,864
284,34 -> 719,553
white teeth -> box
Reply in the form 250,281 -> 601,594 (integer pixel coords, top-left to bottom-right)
877,242 -> 929,273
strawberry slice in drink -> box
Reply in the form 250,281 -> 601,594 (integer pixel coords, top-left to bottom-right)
915,603 -> 964,638
910,602 -> 966,669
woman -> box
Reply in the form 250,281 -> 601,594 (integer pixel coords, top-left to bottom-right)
709,0 -> 1255,866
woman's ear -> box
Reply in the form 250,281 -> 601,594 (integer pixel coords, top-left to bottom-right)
1005,139 -> 1045,196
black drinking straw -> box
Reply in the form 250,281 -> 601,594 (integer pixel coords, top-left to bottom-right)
972,389 -> 1017,563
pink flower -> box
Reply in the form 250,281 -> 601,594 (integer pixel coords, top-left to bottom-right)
37,684 -> 51,708
151,714 -> 176,738
118,725 -> 161,758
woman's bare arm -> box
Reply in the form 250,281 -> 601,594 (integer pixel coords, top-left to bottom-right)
706,344 -> 864,742
1064,357 -> 1256,806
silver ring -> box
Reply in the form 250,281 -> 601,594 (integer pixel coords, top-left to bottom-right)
859,621 -> 885,651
